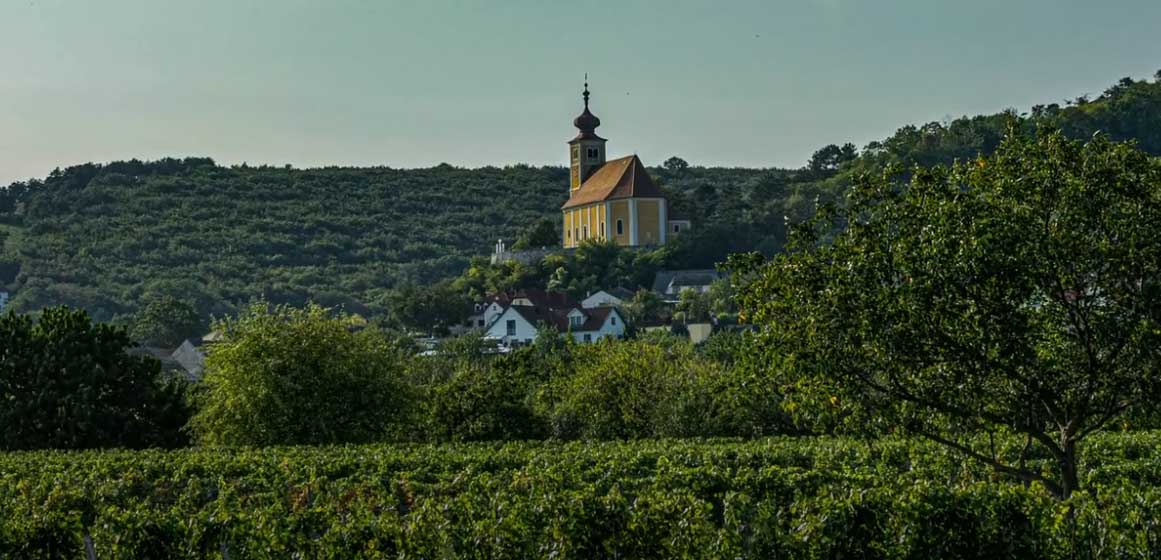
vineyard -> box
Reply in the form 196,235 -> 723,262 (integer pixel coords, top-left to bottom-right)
3,434 -> 1160,559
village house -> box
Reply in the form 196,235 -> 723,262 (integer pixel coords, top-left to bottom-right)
481,289 -> 626,346
651,269 -> 725,303
581,287 -> 635,309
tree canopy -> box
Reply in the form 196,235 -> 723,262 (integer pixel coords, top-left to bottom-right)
733,129 -> 1161,498
0,306 -> 189,449
190,302 -> 411,446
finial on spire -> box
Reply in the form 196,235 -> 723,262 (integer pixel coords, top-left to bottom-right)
583,73 -> 590,108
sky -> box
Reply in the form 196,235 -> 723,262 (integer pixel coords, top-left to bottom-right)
1,0 -> 1160,186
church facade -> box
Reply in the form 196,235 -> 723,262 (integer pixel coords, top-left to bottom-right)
561,83 -> 686,249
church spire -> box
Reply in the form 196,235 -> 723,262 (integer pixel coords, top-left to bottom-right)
572,75 -> 602,138
583,73 -> 590,109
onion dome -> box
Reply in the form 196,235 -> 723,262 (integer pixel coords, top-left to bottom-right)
572,80 -> 605,140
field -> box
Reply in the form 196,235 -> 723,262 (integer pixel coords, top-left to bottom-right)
3,434 -> 1160,559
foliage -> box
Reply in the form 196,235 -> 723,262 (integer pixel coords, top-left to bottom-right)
622,288 -> 666,325
3,432 -> 1161,558
382,281 -> 471,335
454,239 -> 662,300
663,155 -> 690,172
544,340 -> 731,439
0,306 -> 189,450
3,75 -> 1160,321
189,302 -> 410,446
807,142 -> 858,172
733,129 -> 1161,498
126,294 -> 203,348
511,217 -> 560,250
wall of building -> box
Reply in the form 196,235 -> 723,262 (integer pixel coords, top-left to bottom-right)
609,200 -> 630,246
570,312 -> 626,343
563,203 -> 608,248
637,200 -> 660,246
484,309 -> 538,346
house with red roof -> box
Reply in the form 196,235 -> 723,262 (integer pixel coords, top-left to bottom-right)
482,289 -> 626,346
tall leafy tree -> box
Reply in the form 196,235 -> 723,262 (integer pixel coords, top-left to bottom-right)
190,302 -> 410,446
511,218 -> 560,250
0,307 -> 189,449
733,130 -> 1161,498
128,294 -> 203,348
384,282 -> 472,336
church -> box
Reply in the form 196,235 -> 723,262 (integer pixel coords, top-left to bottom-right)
561,82 -> 688,248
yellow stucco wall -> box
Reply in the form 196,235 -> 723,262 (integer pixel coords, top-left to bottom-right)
610,201 -> 630,246
563,210 -> 574,248
570,144 -> 581,190
565,199 -> 667,248
563,205 -> 606,248
638,200 -> 660,246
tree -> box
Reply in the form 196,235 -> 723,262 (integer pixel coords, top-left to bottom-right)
623,289 -> 665,325
511,218 -> 560,250
663,156 -> 690,173
733,130 -> 1161,499
129,295 -> 203,348
0,307 -> 189,450
676,288 -> 710,323
385,282 -> 472,336
189,302 -> 409,446
546,340 -> 724,439
808,143 -> 858,172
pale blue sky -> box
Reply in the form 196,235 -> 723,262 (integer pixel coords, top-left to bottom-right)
1,0 -> 1159,185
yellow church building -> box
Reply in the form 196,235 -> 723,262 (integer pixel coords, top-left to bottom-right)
561,82 -> 687,249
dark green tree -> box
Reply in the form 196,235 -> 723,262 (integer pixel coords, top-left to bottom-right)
0,307 -> 189,450
663,156 -> 690,173
734,130 -> 1161,499
623,288 -> 665,325
385,282 -> 472,336
189,302 -> 410,446
511,217 -> 560,250
129,294 -> 203,348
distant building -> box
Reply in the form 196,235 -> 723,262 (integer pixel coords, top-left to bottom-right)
481,289 -> 626,346
561,80 -> 690,248
169,331 -> 224,382
581,287 -> 635,309
171,340 -> 206,382
651,269 -> 725,303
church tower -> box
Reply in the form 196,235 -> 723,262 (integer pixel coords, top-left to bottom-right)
568,78 -> 606,191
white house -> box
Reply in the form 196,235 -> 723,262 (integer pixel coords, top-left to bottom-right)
581,287 -> 635,309
482,290 -> 627,346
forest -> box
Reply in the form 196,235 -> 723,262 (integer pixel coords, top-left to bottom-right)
1,73 -> 1160,323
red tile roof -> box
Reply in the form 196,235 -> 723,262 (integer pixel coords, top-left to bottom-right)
562,155 -> 667,209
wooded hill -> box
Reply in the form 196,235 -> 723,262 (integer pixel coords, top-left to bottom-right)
1,72 -> 1159,321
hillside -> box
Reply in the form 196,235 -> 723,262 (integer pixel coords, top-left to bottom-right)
1,72 -> 1159,321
